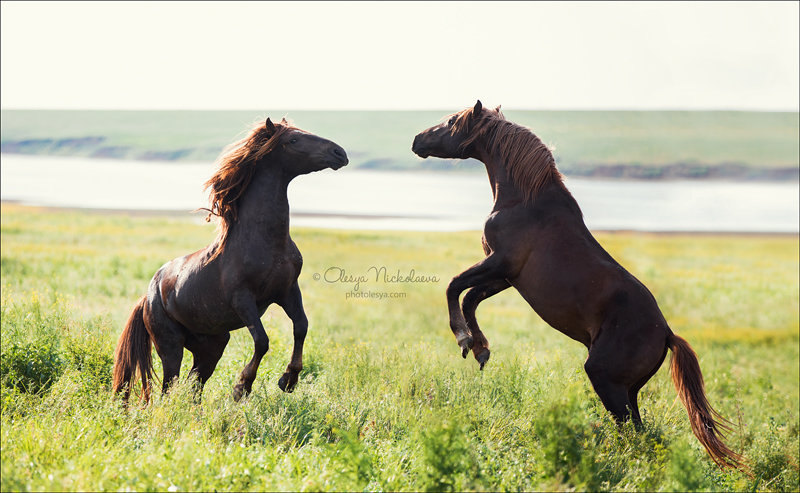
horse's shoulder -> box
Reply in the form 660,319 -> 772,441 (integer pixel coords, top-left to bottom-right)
482,207 -> 531,241
286,237 -> 303,265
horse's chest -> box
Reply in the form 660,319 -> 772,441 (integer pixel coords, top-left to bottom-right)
247,249 -> 301,299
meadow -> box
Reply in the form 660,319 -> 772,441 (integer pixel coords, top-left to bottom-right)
2,109 -> 798,176
1,203 -> 798,491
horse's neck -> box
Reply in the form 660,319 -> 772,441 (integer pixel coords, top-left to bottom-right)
477,150 -> 528,210
235,167 -> 292,246
478,149 -> 579,216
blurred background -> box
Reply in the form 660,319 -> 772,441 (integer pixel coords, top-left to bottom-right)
2,1 -> 798,232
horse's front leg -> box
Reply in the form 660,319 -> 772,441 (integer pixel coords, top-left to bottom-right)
462,279 -> 511,369
446,253 -> 509,358
231,292 -> 270,401
276,281 -> 307,393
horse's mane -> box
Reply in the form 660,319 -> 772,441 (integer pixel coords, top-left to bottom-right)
201,118 -> 295,261
452,106 -> 564,202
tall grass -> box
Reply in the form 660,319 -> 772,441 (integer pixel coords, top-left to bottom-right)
1,203 -> 798,491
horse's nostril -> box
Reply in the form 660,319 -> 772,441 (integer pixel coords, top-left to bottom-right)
333,148 -> 344,157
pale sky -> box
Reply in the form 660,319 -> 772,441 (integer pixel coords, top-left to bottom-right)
1,1 -> 798,111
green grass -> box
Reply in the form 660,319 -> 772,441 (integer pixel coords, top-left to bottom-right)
1,203 -> 798,491
2,109 -> 798,172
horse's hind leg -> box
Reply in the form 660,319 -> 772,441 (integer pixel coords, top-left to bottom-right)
583,329 -> 637,424
185,332 -> 230,396
584,359 -> 635,424
462,279 -> 510,369
144,292 -> 186,395
276,281 -> 308,393
584,322 -> 668,426
627,344 -> 669,424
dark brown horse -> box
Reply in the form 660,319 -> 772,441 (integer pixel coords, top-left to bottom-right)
113,117 -> 348,402
412,101 -> 744,470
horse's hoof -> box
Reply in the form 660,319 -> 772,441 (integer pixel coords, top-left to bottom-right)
232,385 -> 244,402
475,348 -> 490,370
233,382 -> 253,401
278,372 -> 298,393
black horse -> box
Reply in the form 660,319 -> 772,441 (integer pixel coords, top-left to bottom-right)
113,117 -> 348,401
412,101 -> 744,470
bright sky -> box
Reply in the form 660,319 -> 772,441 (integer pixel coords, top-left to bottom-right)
1,1 -> 798,111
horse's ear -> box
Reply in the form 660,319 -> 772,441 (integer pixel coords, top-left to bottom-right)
495,104 -> 502,113
472,100 -> 483,118
265,117 -> 277,137
280,117 -> 288,125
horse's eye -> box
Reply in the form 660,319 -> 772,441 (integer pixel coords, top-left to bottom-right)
289,138 -> 297,144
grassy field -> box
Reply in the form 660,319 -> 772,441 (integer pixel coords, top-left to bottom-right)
2,110 -> 798,175
1,203 -> 798,491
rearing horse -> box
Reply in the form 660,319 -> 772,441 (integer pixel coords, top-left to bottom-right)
412,101 -> 744,470
113,117 -> 348,401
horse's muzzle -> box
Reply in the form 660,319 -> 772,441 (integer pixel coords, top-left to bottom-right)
328,146 -> 349,169
411,135 -> 430,158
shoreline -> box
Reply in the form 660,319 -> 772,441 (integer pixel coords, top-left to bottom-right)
1,151 -> 798,182
3,201 -> 796,238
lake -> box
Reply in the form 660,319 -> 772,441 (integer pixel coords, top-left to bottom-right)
1,154 -> 798,233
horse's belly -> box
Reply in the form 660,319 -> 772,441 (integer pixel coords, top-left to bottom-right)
513,284 -> 593,346
162,268 -> 264,334
509,259 -> 605,347
170,287 -> 245,334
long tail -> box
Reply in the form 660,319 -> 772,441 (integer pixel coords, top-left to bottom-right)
112,296 -> 153,402
668,333 -> 745,470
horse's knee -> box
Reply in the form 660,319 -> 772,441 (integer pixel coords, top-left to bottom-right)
446,277 -> 467,302
292,318 -> 308,342
253,334 -> 269,356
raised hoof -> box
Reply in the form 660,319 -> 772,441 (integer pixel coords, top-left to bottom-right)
475,348 -> 491,370
278,372 -> 298,393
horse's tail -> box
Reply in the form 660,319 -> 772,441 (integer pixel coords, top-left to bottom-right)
667,333 -> 746,471
112,296 -> 153,403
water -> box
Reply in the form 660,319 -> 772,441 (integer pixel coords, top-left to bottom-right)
1,154 -> 798,233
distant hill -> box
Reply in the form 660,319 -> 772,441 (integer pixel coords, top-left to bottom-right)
1,109 -> 797,180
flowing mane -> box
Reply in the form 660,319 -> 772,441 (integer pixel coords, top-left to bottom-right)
452,106 -> 564,202
202,118 -> 296,260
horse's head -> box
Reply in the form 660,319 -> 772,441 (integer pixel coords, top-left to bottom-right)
412,100 -> 490,160
202,117 -> 348,239
264,118 -> 349,177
